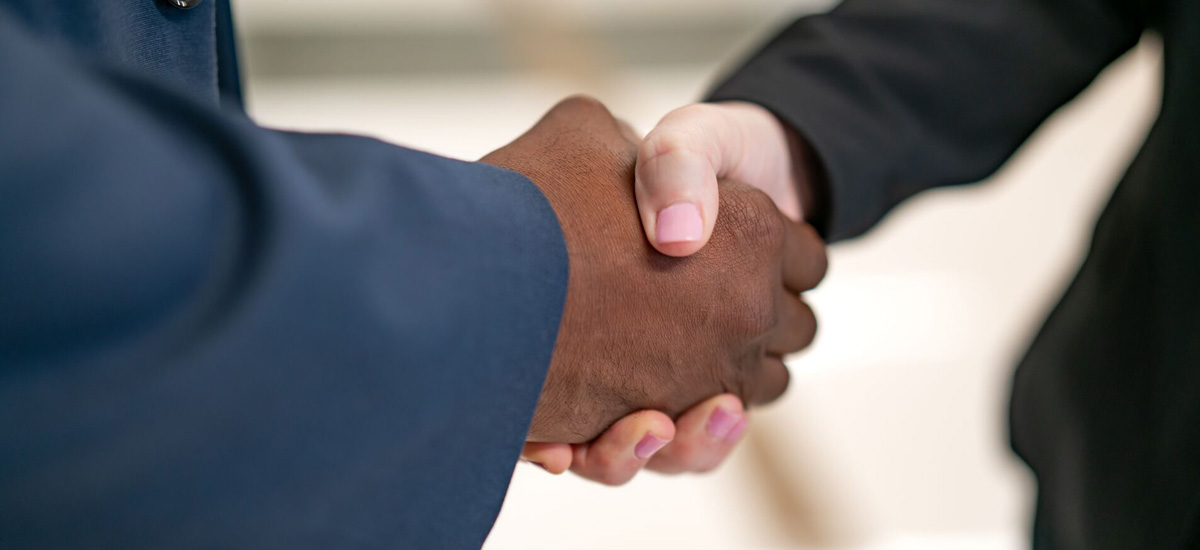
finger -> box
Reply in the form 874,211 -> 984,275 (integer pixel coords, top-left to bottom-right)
782,220 -> 828,293
634,105 -> 733,257
520,442 -> 574,475
646,394 -> 749,475
569,410 -> 676,486
746,355 -> 791,407
766,293 -> 818,356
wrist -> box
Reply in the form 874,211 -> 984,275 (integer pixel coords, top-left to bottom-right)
711,101 -> 827,230
783,124 -> 829,229
708,101 -> 802,221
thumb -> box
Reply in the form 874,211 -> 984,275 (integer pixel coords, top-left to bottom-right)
635,104 -> 735,257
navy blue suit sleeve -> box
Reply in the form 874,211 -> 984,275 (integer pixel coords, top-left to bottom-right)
0,13 -> 566,549
709,0 -> 1143,241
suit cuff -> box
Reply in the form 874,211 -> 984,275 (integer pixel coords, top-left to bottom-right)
707,19 -> 902,242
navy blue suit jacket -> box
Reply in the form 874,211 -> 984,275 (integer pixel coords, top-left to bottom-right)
0,1 -> 568,548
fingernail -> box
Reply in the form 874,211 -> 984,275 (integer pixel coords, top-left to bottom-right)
634,433 -> 670,459
725,419 -> 749,443
706,407 -> 740,440
655,203 -> 703,244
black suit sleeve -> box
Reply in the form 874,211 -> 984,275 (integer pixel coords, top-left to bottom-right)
710,0 -> 1144,241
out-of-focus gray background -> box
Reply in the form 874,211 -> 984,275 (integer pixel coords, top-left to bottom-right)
230,1 -> 1163,548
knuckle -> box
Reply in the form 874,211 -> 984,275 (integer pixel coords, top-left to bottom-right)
664,440 -> 697,464
740,293 -> 778,338
639,130 -> 695,165
589,447 -> 618,473
721,186 -> 785,250
733,351 -> 765,404
672,441 -> 722,473
720,276 -> 778,341
597,466 -> 633,486
550,96 -> 622,142
755,357 -> 791,405
721,353 -> 757,405
714,289 -> 776,346
667,103 -> 719,125
799,301 -> 818,349
558,94 -> 606,113
802,223 -> 830,285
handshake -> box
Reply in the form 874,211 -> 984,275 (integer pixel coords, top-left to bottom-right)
481,97 -> 828,484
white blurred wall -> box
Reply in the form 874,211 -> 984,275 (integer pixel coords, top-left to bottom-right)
233,1 -> 1164,547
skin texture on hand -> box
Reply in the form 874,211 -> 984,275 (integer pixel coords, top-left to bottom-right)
480,96 -> 826,445
521,393 -> 749,485
635,101 -> 825,257
519,100 -> 829,484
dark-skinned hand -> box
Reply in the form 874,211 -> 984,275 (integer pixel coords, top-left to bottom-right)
480,97 -> 826,460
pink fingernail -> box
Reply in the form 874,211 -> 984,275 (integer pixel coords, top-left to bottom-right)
655,203 -> 703,244
707,407 -> 740,440
725,419 -> 749,443
634,433 -> 670,459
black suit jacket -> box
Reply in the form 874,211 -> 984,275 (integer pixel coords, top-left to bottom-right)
712,0 -> 1200,548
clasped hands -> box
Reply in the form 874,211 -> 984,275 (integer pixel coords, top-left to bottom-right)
481,97 -> 827,485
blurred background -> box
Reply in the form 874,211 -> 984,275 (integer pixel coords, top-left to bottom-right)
230,1 -> 1163,548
